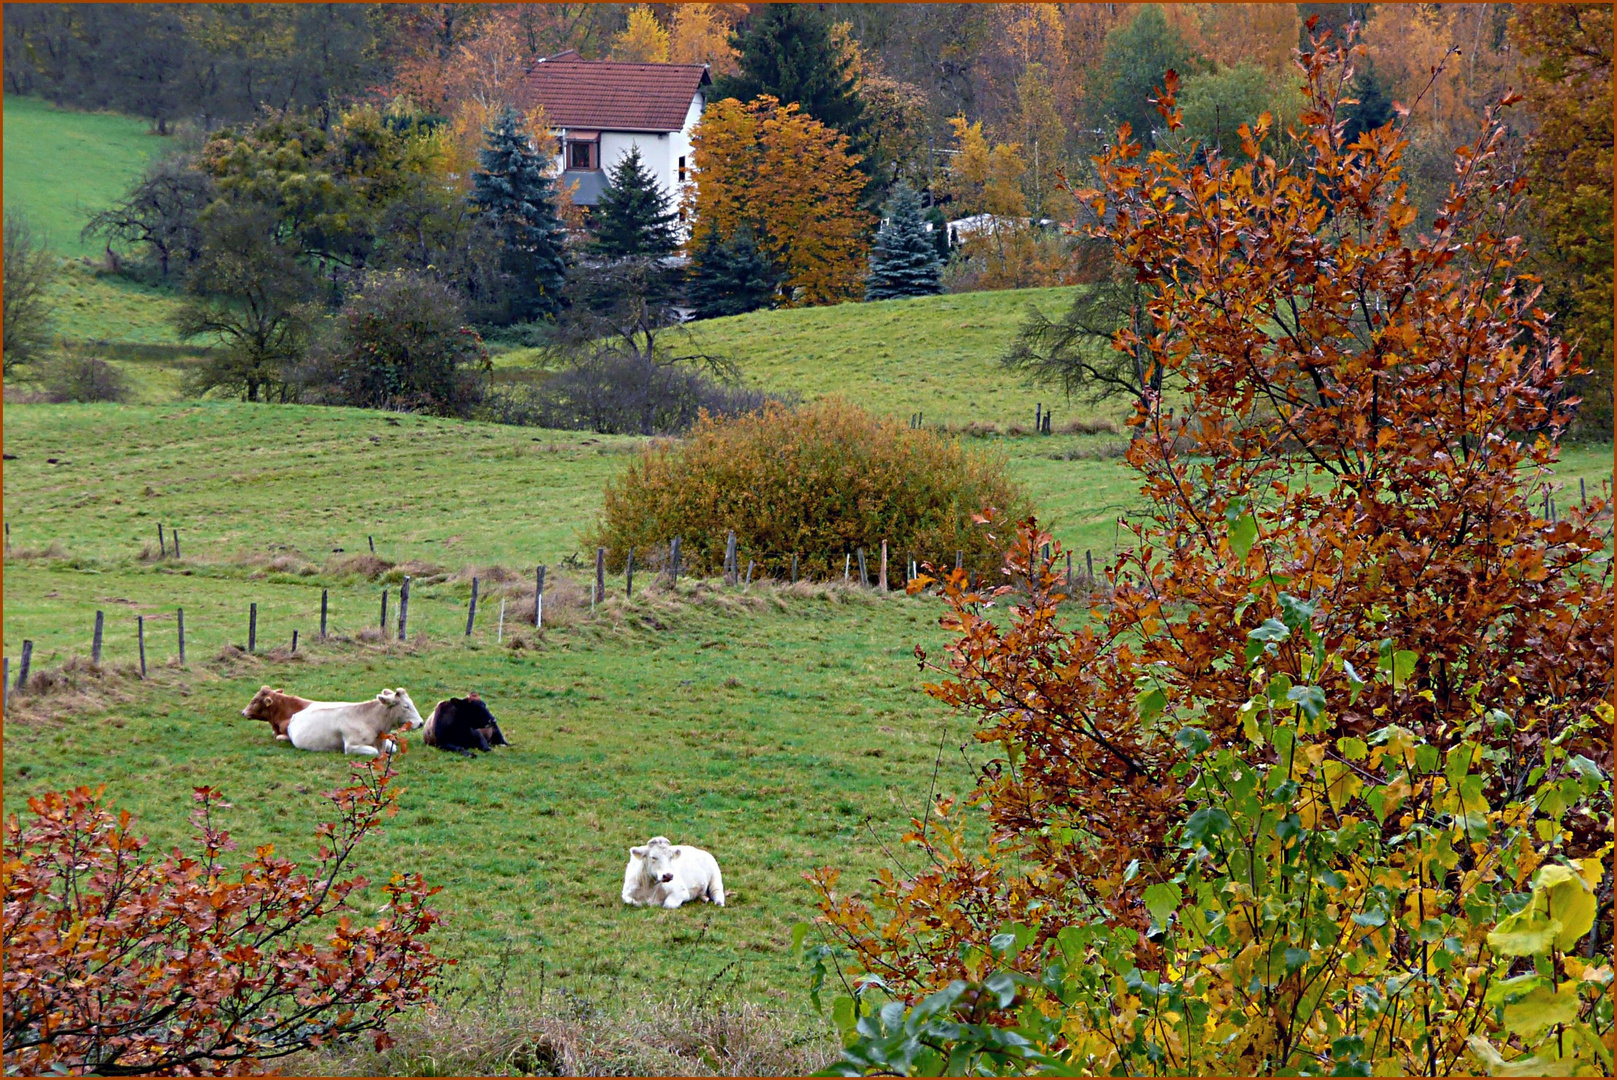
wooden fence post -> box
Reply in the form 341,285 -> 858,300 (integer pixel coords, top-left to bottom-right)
138,616 -> 147,678
1580,478 -> 1587,505
535,566 -> 546,626
1086,549 -> 1095,583
725,531 -> 738,586
397,577 -> 411,640
791,553 -> 799,584
17,641 -> 32,692
158,523 -> 167,557
248,603 -> 257,652
466,577 -> 479,636
595,547 -> 606,607
745,559 -> 754,585
670,538 -> 682,585
626,551 -> 635,598
879,541 -> 888,591
1066,551 -> 1073,591
92,610 -> 104,664
844,553 -> 851,583
369,535 -> 375,554
857,547 -> 868,587
292,630 -> 298,653
3,657 -> 7,712
177,609 -> 186,665
320,589 -> 328,639
172,531 -> 180,559
380,587 -> 389,630
4,521 -> 9,555
1035,403 -> 1042,433
955,551 -> 963,571
498,598 -> 506,643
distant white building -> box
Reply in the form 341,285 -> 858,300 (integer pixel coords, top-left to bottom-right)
516,50 -> 709,220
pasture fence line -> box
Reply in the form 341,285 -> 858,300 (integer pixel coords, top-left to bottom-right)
3,541 -> 1131,704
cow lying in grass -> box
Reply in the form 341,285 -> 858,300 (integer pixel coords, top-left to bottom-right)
286,688 -> 424,757
240,686 -> 319,740
622,836 -> 725,909
423,694 -> 509,756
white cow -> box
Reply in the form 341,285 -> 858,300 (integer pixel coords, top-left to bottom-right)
285,688 -> 424,757
621,836 -> 725,909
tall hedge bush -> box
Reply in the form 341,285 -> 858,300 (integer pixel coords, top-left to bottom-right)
592,399 -> 1029,580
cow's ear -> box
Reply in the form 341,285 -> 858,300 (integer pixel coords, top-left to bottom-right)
631,846 -> 648,858
670,848 -> 682,860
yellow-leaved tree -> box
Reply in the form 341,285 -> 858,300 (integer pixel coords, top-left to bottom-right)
942,117 -> 1074,290
669,3 -> 738,74
687,96 -> 869,307
612,6 -> 668,64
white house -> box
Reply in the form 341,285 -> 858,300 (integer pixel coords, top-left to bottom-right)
517,50 -> 709,218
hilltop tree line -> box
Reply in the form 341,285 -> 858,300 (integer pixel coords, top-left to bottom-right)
5,2 -> 1609,433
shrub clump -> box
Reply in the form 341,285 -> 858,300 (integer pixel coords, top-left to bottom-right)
593,399 -> 1030,580
37,356 -> 131,403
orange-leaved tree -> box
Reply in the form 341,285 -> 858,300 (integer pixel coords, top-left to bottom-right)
687,95 -> 869,307
814,21 -> 1612,1000
3,754 -> 446,1076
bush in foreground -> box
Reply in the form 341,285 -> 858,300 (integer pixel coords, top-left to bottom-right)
2,755 -> 446,1076
594,399 -> 1029,579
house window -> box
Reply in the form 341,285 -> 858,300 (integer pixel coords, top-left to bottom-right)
567,140 -> 597,171
678,155 -> 687,183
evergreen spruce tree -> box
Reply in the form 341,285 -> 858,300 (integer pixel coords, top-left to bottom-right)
688,225 -> 778,320
471,108 -> 570,323
589,146 -> 680,258
714,6 -> 865,138
864,182 -> 942,301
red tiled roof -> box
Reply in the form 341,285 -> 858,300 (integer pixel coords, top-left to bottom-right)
517,53 -> 710,134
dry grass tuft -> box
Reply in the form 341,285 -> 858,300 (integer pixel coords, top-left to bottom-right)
326,553 -> 396,581
1059,416 -> 1122,436
289,993 -> 836,1077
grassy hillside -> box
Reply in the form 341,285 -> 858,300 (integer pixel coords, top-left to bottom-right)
2,95 -> 169,259
616,287 -> 1093,430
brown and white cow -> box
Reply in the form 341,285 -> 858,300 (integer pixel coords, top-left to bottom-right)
241,686 -> 319,740
285,688 -> 425,757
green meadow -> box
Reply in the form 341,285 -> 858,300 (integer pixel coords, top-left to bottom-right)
3,98 -> 1612,1075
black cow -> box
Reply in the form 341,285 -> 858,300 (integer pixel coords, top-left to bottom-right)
424,694 -> 510,757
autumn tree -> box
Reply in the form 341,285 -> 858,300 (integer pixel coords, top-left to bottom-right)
612,6 -> 669,64
714,7 -> 867,151
688,96 -> 868,307
815,23 -> 1613,1029
1193,2 -> 1301,74
941,117 -> 1074,291
3,761 -> 445,1076
1513,3 -> 1614,437
669,3 -> 738,74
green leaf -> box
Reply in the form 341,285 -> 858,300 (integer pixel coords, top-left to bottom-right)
1229,513 -> 1258,562
1337,736 -> 1368,761
1277,592 -> 1316,631
1250,618 -> 1291,643
1174,726 -> 1212,756
1287,685 -> 1326,721
1502,984 -> 1581,1040
1487,917 -> 1562,958
1142,882 -> 1182,927
1136,686 -> 1167,725
1183,807 -> 1232,846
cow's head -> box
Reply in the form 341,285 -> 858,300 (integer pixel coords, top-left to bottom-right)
377,687 -> 425,730
459,696 -> 510,748
241,685 -> 282,720
631,836 -> 680,885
